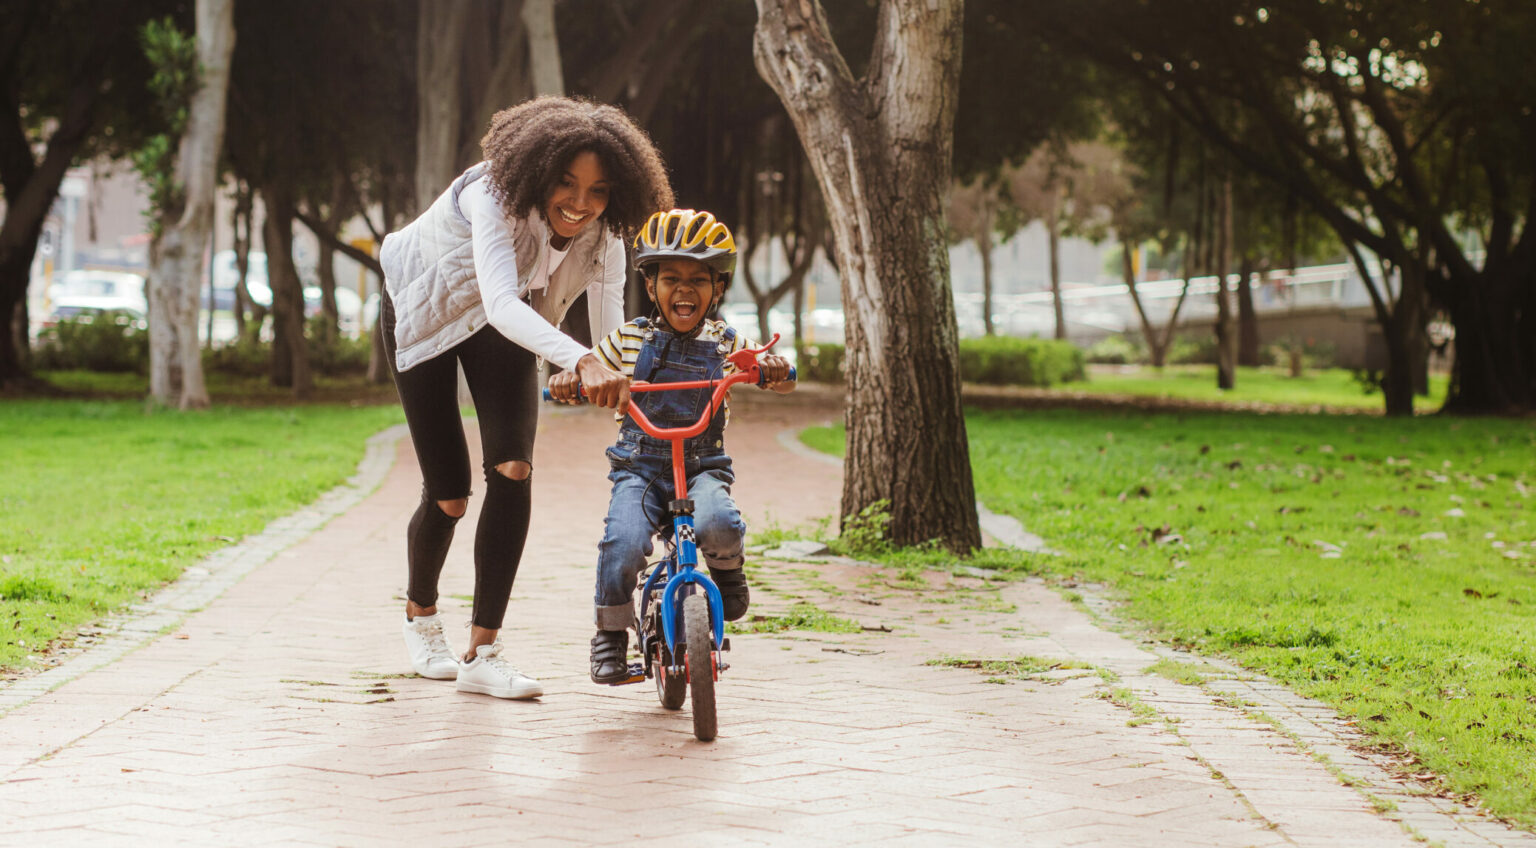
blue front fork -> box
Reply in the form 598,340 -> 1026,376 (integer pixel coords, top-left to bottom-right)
639,513 -> 725,663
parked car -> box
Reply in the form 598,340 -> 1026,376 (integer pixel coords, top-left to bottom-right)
41,298 -> 148,330
41,270 -> 148,331
47,269 -> 146,309
205,250 -> 272,311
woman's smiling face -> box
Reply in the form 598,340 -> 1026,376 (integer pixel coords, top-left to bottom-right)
647,258 -> 721,334
544,151 -> 609,243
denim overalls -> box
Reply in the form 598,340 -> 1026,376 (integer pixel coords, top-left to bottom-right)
593,318 -> 747,630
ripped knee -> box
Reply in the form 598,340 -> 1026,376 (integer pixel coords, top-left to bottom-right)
436,498 -> 468,518
494,460 -> 532,481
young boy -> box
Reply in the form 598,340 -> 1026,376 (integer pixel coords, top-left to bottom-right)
547,208 -> 795,684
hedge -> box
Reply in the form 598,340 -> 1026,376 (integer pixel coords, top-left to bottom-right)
957,336 -> 1085,387
793,337 -> 1085,387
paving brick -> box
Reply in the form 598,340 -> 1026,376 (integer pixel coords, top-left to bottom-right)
3,398 -> 1532,846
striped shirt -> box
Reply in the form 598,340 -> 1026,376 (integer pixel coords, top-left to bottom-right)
593,319 -> 754,425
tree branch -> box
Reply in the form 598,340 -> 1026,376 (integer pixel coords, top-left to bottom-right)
295,210 -> 384,277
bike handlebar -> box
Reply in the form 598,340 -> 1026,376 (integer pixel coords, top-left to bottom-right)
540,334 -> 795,443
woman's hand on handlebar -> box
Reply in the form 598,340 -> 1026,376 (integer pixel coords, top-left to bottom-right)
758,354 -> 796,393
574,353 -> 630,414
547,369 -> 584,405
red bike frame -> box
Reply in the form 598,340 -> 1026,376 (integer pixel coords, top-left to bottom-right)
620,334 -> 786,499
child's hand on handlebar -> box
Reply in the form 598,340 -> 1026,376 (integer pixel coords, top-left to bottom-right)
758,354 -> 794,389
574,353 -> 630,414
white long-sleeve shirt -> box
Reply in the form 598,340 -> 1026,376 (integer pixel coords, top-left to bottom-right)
461,179 -> 625,371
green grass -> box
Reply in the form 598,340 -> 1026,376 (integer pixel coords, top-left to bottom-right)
35,369 -> 398,406
926,654 -> 1096,681
730,601 -> 862,634
1073,365 -> 1448,411
1,399 -> 403,670
803,409 -> 1536,825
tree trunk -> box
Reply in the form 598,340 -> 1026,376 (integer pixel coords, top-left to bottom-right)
367,311 -> 390,384
1123,242 -> 1162,365
520,0 -> 564,96
978,227 -> 995,337
0,46 -> 106,388
791,271 -> 805,351
1213,178 -> 1236,390
147,0 -> 234,410
1236,253 -> 1260,367
1440,266 -> 1533,414
231,185 -> 255,338
0,217 -> 46,388
755,0 -> 980,553
262,185 -> 311,396
318,240 -> 339,341
416,0 -> 472,211
1048,198 -> 1064,340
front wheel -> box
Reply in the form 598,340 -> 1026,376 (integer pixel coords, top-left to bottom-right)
654,639 -> 685,710
683,593 -> 718,741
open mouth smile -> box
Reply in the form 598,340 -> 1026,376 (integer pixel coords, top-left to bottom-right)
670,298 -> 698,320
557,207 -> 587,225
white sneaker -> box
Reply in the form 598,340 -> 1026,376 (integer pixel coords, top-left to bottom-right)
402,614 -> 458,680
455,641 -> 544,699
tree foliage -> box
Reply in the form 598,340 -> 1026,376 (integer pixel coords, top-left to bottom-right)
0,0 -> 177,388
1023,0 -> 1536,414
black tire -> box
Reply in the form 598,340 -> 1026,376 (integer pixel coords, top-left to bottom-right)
684,593 -> 718,741
654,639 -> 686,710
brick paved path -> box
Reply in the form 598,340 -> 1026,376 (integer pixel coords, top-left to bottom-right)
3,389 -> 1532,847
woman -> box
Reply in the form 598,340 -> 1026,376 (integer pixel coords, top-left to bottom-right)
379,97 -> 672,699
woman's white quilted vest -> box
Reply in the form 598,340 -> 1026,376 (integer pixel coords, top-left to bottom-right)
379,162 -> 606,371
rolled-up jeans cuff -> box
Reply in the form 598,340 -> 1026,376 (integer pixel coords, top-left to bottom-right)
595,602 -> 636,631
705,558 -> 743,570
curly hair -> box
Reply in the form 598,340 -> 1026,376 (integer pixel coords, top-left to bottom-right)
480,96 -> 674,239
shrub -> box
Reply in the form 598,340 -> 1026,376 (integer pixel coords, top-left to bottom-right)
203,316 -> 370,378
306,316 -> 370,376
833,499 -> 892,557
958,336 -> 1085,387
32,312 -> 148,373
795,343 -> 845,383
1268,335 -> 1337,374
1167,334 -> 1219,365
1084,334 -> 1145,365
795,337 -> 1086,387
202,335 -> 270,377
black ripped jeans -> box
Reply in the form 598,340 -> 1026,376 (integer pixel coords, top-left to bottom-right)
383,294 -> 539,629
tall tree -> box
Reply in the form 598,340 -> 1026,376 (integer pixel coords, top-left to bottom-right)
0,1 -> 171,389
1026,0 -> 1536,414
145,0 -> 235,409
947,175 -> 1003,337
754,0 -> 980,552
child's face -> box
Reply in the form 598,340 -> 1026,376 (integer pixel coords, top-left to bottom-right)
647,258 -> 721,334
544,151 -> 609,243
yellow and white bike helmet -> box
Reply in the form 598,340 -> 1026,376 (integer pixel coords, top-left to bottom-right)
633,208 -> 737,284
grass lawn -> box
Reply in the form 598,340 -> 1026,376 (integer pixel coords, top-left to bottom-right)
1066,364 -> 1449,411
35,369 -> 399,406
803,410 -> 1536,826
1,396 -> 403,671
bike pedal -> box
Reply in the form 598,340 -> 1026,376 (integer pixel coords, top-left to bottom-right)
607,663 -> 647,686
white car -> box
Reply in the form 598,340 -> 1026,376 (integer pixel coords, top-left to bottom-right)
42,296 -> 148,330
48,269 -> 147,310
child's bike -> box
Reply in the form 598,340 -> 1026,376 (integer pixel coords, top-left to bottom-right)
545,335 -> 794,742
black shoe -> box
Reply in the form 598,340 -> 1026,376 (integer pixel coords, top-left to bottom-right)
589,629 -> 630,684
709,566 -> 750,622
